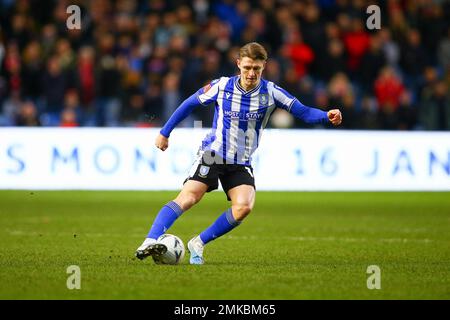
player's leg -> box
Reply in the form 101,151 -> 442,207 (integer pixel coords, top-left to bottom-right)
173,180 -> 209,210
227,184 -> 256,221
147,179 -> 208,239
135,180 -> 208,260
188,185 -> 255,264
188,165 -> 255,264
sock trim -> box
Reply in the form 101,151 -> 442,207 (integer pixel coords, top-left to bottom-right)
166,201 -> 184,216
226,208 -> 241,226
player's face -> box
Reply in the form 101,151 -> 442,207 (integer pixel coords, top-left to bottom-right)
237,57 -> 266,91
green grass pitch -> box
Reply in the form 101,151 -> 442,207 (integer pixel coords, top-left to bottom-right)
1,191 -> 449,300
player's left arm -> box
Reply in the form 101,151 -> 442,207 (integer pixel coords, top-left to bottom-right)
327,109 -> 342,126
271,83 -> 342,126
290,99 -> 342,126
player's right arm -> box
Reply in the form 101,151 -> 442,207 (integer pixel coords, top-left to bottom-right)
156,78 -> 221,151
155,133 -> 169,151
155,93 -> 200,151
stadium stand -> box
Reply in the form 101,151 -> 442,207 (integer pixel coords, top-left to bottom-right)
0,0 -> 448,130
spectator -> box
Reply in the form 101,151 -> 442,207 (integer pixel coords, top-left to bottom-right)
221,46 -> 240,77
1,92 -> 21,126
418,81 -> 450,130
281,69 -> 302,98
327,73 -> 357,129
397,90 -> 417,130
399,29 -> 428,90
374,66 -> 405,112
300,3 -> 325,56
388,7 -> 409,43
281,26 -> 315,79
10,14 -> 31,51
95,55 -> 122,126
161,72 -> 183,124
21,41 -> 43,102
328,72 -> 355,106
41,55 -> 70,126
418,3 -> 447,64
213,0 -> 247,42
420,66 -> 440,101
260,0 -> 283,52
378,29 -> 400,68
63,90 -> 83,126
374,67 -> 407,129
342,17 -> 370,75
175,5 -> 197,39
16,101 -> 40,126
264,59 -> 281,84
3,42 -> 22,98
437,27 -> 450,71
360,33 -> 387,94
40,24 -> 58,59
359,95 -> 379,130
120,89 -> 148,127
59,108 -> 79,127
55,38 -> 76,71
189,49 -> 222,116
316,38 -> 346,82
76,46 -> 95,109
144,80 -> 164,127
241,8 -> 265,45
293,76 -> 317,129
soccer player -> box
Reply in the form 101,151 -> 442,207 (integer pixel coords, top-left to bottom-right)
135,42 -> 342,264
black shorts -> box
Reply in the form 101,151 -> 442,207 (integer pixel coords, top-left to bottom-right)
184,151 -> 255,201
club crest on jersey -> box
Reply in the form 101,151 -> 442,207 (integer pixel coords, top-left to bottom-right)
259,94 -> 268,105
199,165 -> 210,177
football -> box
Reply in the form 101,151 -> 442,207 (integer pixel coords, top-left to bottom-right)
153,234 -> 185,265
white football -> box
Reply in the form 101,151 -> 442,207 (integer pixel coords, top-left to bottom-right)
153,234 -> 185,265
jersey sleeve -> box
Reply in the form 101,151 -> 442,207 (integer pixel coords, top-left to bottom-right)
269,82 -> 330,124
196,78 -> 221,106
269,83 -> 296,111
159,93 -> 201,138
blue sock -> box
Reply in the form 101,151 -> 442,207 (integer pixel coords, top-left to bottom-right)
199,209 -> 241,244
147,201 -> 184,239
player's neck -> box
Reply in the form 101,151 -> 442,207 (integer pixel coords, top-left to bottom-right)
238,77 -> 260,92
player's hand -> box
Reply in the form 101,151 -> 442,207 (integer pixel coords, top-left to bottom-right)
155,134 -> 169,151
327,109 -> 342,126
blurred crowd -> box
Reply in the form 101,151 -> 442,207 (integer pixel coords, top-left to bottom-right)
0,0 -> 449,130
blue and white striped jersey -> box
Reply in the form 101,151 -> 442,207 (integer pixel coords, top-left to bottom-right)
196,75 -> 298,165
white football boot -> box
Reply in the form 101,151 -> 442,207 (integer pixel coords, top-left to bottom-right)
135,238 -> 167,260
187,235 -> 205,265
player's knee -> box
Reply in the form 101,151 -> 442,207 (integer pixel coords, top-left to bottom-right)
176,193 -> 202,211
232,204 -> 253,221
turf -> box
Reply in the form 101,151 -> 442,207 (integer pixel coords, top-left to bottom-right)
0,191 -> 449,300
